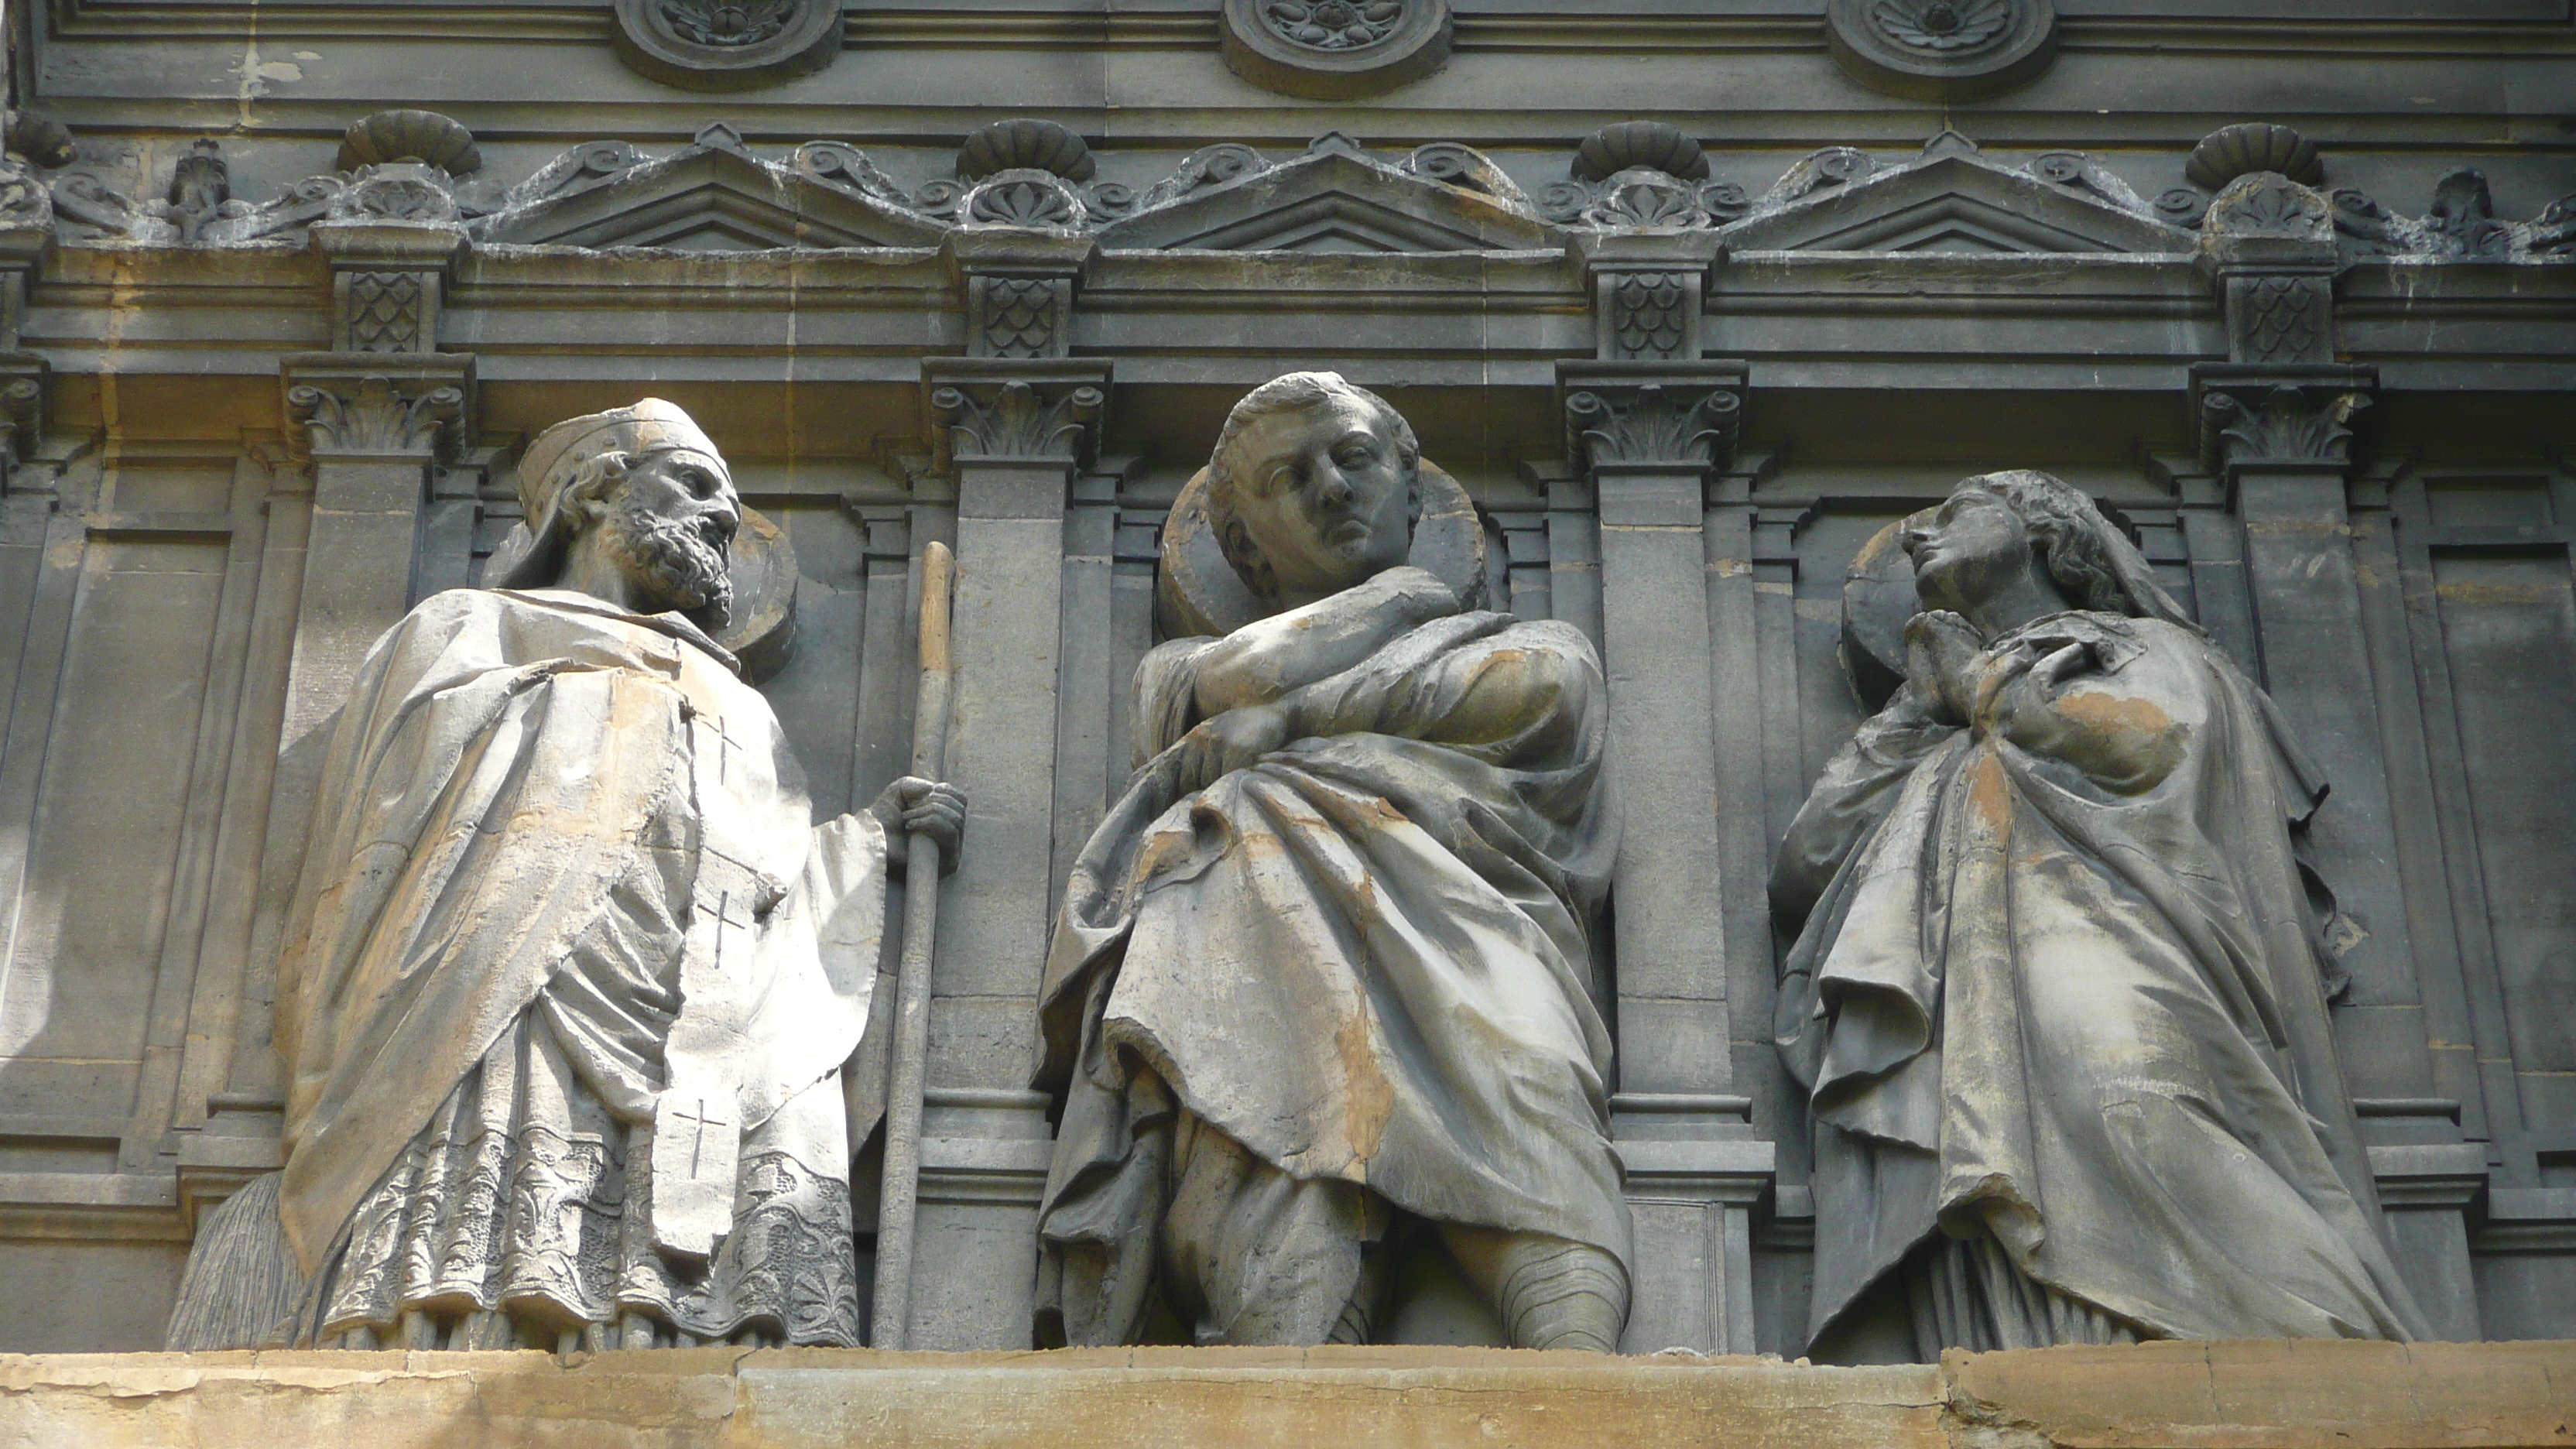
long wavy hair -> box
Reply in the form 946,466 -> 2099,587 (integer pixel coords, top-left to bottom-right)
1967,469 -> 2200,632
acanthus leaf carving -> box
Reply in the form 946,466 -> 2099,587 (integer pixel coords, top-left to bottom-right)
328,163 -> 462,226
928,378 -> 1105,468
288,375 -> 466,457
1545,168 -> 1745,230
2197,380 -> 2369,472
1563,382 -> 1742,471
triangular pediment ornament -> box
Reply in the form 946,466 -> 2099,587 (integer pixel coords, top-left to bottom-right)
1721,133 -> 2195,255
473,129 -> 946,251
1094,135 -> 1554,253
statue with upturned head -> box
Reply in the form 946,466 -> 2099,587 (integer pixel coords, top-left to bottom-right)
1773,470 -> 2429,1361
1035,372 -> 1630,1351
167,399 -> 961,1352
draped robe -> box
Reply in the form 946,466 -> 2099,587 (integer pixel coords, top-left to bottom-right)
1773,610 -> 2428,1355
174,587 -> 886,1350
1034,601 -> 1626,1345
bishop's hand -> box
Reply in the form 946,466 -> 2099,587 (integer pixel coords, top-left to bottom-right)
871,776 -> 965,877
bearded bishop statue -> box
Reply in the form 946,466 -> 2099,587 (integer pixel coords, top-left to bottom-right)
1774,470 -> 2428,1361
1035,373 -> 1630,1351
166,399 -> 961,1353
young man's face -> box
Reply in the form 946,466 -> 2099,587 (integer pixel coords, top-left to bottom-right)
1226,399 -> 1412,601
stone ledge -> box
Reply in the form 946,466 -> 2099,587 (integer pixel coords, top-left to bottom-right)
0,1340 -> 2566,1449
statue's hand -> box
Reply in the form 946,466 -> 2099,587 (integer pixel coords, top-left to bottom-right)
1903,609 -> 1984,723
1983,640 -> 2094,733
871,776 -> 966,875
1172,702 -> 1293,795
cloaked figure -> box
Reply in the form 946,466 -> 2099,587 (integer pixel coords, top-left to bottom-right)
1035,373 -> 1631,1351
167,400 -> 961,1352
1774,469 -> 2428,1361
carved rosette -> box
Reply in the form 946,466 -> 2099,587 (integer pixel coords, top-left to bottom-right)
1825,0 -> 2056,101
1219,0 -> 1452,101
612,0 -> 841,91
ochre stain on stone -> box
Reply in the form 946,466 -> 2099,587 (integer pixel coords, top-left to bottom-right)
1335,1008 -> 1393,1167
2055,689 -> 2171,740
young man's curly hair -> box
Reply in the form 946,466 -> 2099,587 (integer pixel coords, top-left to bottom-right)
1203,372 -> 1420,607
1970,469 -> 2141,615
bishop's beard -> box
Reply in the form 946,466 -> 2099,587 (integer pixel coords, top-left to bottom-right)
604,500 -> 735,632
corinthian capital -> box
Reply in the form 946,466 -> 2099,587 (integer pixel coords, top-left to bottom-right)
280,354 -> 474,461
1557,361 -> 1747,474
923,358 -> 1112,471
2191,363 -> 2376,475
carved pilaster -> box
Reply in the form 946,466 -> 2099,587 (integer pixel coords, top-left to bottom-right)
900,358 -> 1111,1349
2190,358 -> 2441,1121
1557,360 -> 1765,1355
944,231 -> 1099,362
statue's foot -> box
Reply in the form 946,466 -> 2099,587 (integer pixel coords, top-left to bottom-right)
1440,1226 -> 1629,1352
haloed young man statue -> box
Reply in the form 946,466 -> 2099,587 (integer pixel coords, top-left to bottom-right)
166,399 -> 961,1353
1773,470 -> 2430,1362
1035,372 -> 1631,1351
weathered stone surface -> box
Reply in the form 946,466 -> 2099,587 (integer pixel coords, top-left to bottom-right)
4,1341 -> 2571,1449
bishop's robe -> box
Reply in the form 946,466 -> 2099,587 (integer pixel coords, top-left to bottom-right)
1035,582 -> 1627,1347
1773,610 -> 2428,1357
174,587 -> 886,1351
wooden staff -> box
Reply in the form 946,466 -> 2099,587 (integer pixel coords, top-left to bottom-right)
870,539 -> 954,1350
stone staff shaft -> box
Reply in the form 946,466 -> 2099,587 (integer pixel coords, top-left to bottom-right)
869,538 -> 954,1350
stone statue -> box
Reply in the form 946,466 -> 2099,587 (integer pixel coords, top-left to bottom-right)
1772,470 -> 2430,1361
1034,372 -> 1630,1351
166,399 -> 962,1353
